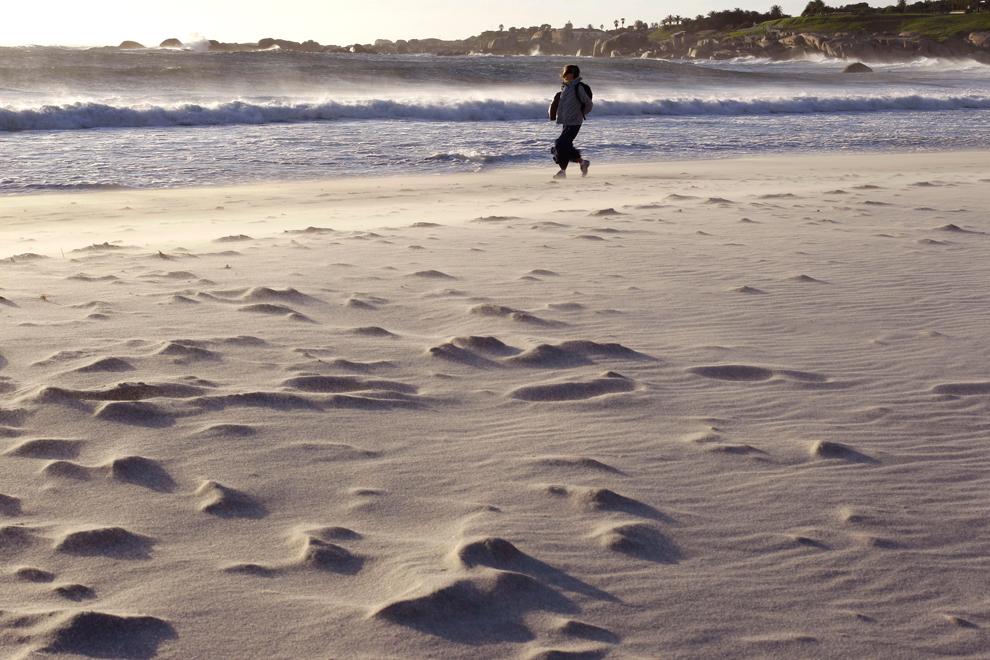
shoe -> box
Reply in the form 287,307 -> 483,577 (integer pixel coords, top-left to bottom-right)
580,159 -> 590,177
553,170 -> 566,179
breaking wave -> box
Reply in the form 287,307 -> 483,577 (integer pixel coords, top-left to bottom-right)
4,94 -> 990,131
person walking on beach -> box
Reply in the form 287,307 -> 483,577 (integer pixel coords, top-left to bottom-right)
549,64 -> 593,179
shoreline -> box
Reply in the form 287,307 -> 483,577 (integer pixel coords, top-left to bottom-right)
3,148 -> 990,258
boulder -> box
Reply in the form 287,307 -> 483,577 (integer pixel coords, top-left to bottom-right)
349,44 -> 368,53
595,31 -> 647,57
159,38 -> 182,48
551,26 -> 574,46
842,62 -> 873,73
482,34 -> 518,53
117,41 -> 145,49
300,40 -> 325,52
969,32 -> 990,48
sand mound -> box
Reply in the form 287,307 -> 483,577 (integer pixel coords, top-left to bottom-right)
509,373 -> 636,401
454,537 -> 523,568
427,343 -> 502,368
504,345 -> 593,369
54,583 -> 97,601
156,342 -> 221,361
282,375 -> 416,394
469,304 -> 556,326
105,456 -> 176,492
282,442 -> 379,461
688,365 -> 775,381
350,326 -> 395,336
557,340 -> 649,359
238,303 -> 313,322
525,649 -> 609,660
221,563 -> 278,576
931,382 -> 990,395
14,566 -> 54,582
450,335 -> 520,356
95,401 -> 176,427
35,382 -> 204,403
592,522 -> 682,563
7,438 -> 83,459
74,357 -> 135,373
372,570 -> 575,642
0,525 -> 39,555
554,619 -> 620,643
55,527 -> 154,559
41,460 -> 92,480
195,423 -> 257,438
560,486 -> 667,519
196,481 -> 267,518
529,456 -> 621,474
810,440 -> 876,463
322,358 -> 396,373
0,494 -> 22,516
36,610 -> 176,657
238,286 -> 317,304
411,270 -> 455,279
296,535 -> 363,573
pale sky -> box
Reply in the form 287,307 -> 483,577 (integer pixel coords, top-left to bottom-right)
2,0 -> 807,48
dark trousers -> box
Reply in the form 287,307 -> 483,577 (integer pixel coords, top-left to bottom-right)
553,124 -> 582,170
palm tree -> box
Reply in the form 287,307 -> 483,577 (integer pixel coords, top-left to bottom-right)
674,15 -> 683,25
664,14 -> 675,26
498,24 -> 504,32
614,19 -> 619,29
621,18 -> 626,28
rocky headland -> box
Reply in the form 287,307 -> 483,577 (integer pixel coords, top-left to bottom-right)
108,25 -> 990,64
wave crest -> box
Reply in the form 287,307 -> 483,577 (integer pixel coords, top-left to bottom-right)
3,94 -> 990,131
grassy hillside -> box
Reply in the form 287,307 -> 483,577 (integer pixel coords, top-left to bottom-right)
767,13 -> 990,40
650,13 -> 990,42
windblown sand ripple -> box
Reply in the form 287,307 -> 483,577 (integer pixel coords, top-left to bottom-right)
2,152 -> 990,658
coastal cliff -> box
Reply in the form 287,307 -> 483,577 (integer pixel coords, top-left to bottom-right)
105,23 -> 990,64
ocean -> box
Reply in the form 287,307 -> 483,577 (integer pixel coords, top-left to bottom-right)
2,46 -> 990,193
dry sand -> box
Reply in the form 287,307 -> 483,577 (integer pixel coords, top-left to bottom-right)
2,151 -> 990,659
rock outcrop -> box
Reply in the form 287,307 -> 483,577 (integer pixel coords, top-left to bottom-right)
95,28 -> 990,63
641,28 -> 990,64
842,62 -> 873,73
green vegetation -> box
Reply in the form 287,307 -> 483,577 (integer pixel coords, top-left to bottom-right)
648,8 -> 989,42
767,13 -> 990,39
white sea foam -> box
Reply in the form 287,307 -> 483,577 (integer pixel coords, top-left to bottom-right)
4,93 -> 990,131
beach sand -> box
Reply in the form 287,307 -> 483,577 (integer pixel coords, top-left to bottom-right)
2,151 -> 990,659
